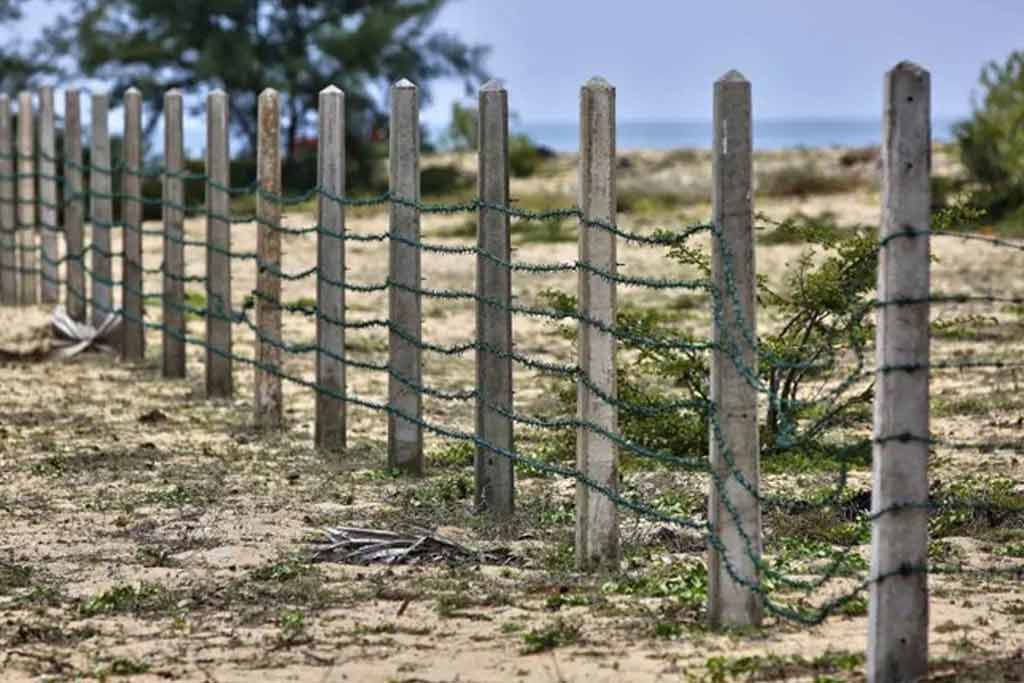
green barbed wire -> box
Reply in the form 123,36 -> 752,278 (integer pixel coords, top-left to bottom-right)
4,156 -> 1024,627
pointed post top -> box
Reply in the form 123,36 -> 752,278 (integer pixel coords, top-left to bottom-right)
165,88 -> 182,98
717,69 -> 748,84
260,87 -> 278,99
583,76 -> 613,90
124,86 -> 141,96
889,60 -> 929,78
393,78 -> 417,90
208,88 -> 227,99
320,84 -> 343,95
480,79 -> 505,93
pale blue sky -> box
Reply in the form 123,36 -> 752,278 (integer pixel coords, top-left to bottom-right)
7,0 -> 1024,125
426,0 -> 1024,123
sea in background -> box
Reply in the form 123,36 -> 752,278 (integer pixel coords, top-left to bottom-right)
427,117 -> 960,153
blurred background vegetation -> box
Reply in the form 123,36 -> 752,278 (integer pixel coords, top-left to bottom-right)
3,0 -> 504,195
952,50 -> 1024,229
0,0 -> 1020,222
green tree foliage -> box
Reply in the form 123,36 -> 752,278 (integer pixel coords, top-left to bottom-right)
0,0 -> 57,92
48,0 -> 489,185
443,100 -> 545,177
955,50 -> 1024,221
445,100 -> 477,151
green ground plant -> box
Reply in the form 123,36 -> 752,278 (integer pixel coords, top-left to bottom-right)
519,616 -> 582,654
535,214 -> 878,470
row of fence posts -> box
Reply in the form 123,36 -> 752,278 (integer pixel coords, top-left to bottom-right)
0,63 -> 931,682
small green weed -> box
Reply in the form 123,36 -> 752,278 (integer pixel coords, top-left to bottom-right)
101,658 -> 150,677
997,541 -> 1024,558
512,218 -> 574,244
31,454 -> 68,478
501,621 -> 524,634
932,314 -> 1000,341
249,559 -> 314,583
277,609 -> 309,644
653,621 -> 684,639
690,649 -> 864,682
544,592 -> 594,611
0,562 -> 34,589
142,483 -> 210,507
520,617 -> 582,654
79,582 -> 174,617
601,559 -> 707,609
539,541 -> 575,572
427,440 -> 474,469
184,290 -> 206,319
404,472 -> 472,507
286,296 -> 316,309
931,477 -> 1024,539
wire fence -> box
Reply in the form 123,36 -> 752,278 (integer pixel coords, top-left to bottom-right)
1,66 -> 1023,680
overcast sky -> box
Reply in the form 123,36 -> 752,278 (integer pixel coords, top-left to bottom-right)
8,0 -> 1024,124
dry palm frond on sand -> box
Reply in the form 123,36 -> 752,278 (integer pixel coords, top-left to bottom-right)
310,526 -> 519,566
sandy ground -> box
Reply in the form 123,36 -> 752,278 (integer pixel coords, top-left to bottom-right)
1,147 -> 1023,682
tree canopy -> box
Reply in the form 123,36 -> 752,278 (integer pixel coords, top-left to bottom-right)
45,0 -> 489,165
954,50 -> 1024,221
0,0 -> 56,93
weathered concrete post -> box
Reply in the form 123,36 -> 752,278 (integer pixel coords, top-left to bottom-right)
90,92 -> 113,324
707,70 -> 762,628
475,80 -> 514,518
255,88 -> 283,428
0,95 -> 15,305
17,91 -> 36,306
315,85 -> 346,451
868,61 -> 931,683
388,79 -> 424,474
162,90 -> 186,377
575,77 -> 619,570
121,87 -> 145,361
38,86 -> 59,304
206,90 -> 233,398
64,90 -> 86,321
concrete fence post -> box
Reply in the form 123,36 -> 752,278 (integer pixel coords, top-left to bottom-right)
475,80 -> 514,518
0,95 -> 15,305
575,77 -> 619,570
64,90 -> 85,321
255,88 -> 283,428
707,70 -> 762,628
162,90 -> 186,377
17,91 -> 36,306
90,92 -> 113,324
205,90 -> 233,398
38,86 -> 58,304
868,61 -> 931,683
388,78 -> 424,474
315,85 -> 346,451
122,87 -> 145,361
